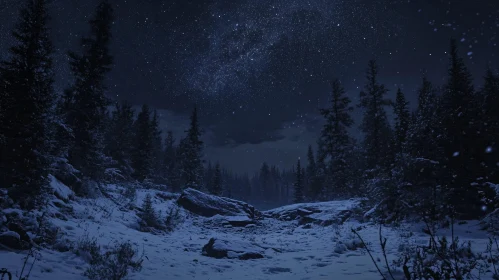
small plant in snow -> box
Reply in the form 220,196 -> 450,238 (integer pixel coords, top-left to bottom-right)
164,204 -> 182,232
84,241 -> 143,280
353,221 -> 498,280
139,194 -> 159,230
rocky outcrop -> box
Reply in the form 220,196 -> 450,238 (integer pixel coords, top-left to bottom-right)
177,188 -> 261,219
264,199 -> 362,226
201,238 -> 264,260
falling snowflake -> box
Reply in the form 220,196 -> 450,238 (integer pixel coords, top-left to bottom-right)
486,146 -> 493,153
453,152 -> 459,157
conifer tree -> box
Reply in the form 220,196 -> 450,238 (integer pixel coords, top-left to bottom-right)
407,76 -> 439,158
438,39 -> 487,218
140,193 -> 158,229
482,68 -> 499,182
0,0 -> 55,207
163,131 -> 178,191
358,60 -> 393,170
105,102 -> 135,179
306,145 -> 320,200
65,0 -> 113,180
179,106 -> 204,189
319,79 -> 354,197
259,162 -> 271,200
393,88 -> 410,154
293,159 -> 304,203
150,110 -> 163,181
132,104 -> 153,181
212,162 -> 222,196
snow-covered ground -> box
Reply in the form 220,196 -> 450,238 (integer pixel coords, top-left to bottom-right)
0,179 -> 494,280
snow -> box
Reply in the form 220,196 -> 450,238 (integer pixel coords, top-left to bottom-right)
208,238 -> 264,257
49,175 -> 74,201
0,183 -> 495,280
0,231 -> 20,239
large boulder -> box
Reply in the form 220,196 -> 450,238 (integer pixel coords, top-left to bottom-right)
202,238 -> 264,260
264,199 -> 363,226
177,188 -> 261,218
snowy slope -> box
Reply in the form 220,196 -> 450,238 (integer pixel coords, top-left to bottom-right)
0,180 -> 493,280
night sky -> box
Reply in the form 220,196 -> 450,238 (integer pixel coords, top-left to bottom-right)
1,0 -> 498,173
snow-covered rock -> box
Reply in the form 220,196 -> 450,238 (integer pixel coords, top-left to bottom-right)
177,188 -> 260,218
265,199 -> 362,226
225,216 -> 255,227
0,231 -> 21,250
49,175 -> 74,201
201,238 -> 265,260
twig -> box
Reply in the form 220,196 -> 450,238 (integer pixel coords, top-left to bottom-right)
488,238 -> 498,277
351,227 -> 386,280
421,215 -> 460,280
378,224 -> 396,280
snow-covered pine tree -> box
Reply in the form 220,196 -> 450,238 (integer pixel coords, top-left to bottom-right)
401,76 -> 445,222
407,76 -> 439,158
319,79 -> 354,198
150,110 -> 163,183
0,0 -> 55,208
104,102 -> 135,180
178,106 -> 204,190
314,138 -> 327,200
438,39 -> 488,218
65,0 -> 113,182
358,60 -> 393,171
482,68 -> 499,183
293,159 -> 304,203
306,145 -> 321,201
140,193 -> 158,229
211,162 -> 222,196
132,104 -> 153,182
393,88 -> 410,154
163,131 -> 178,191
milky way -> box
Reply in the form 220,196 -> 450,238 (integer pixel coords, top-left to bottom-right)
183,0 -> 402,101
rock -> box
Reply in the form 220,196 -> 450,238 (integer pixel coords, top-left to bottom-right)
7,223 -> 31,246
265,199 -> 362,226
226,216 -> 255,227
0,231 -> 22,250
202,238 -> 265,260
177,188 -> 261,218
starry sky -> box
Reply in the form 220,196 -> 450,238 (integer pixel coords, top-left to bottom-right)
1,0 -> 498,173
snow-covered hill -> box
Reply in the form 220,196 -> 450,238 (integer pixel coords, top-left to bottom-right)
0,179 -> 493,280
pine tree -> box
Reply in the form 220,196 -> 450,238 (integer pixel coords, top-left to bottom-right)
438,39 -> 486,218
179,106 -> 204,189
306,145 -> 321,201
65,0 -> 113,180
105,102 -> 135,179
0,0 -> 55,207
150,110 -> 163,182
212,163 -> 222,196
319,79 -> 354,197
358,60 -> 393,170
393,88 -> 410,154
482,68 -> 499,183
407,76 -> 440,158
293,159 -> 304,203
132,104 -> 153,182
163,131 -> 178,191
259,162 -> 271,200
141,193 -> 158,229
